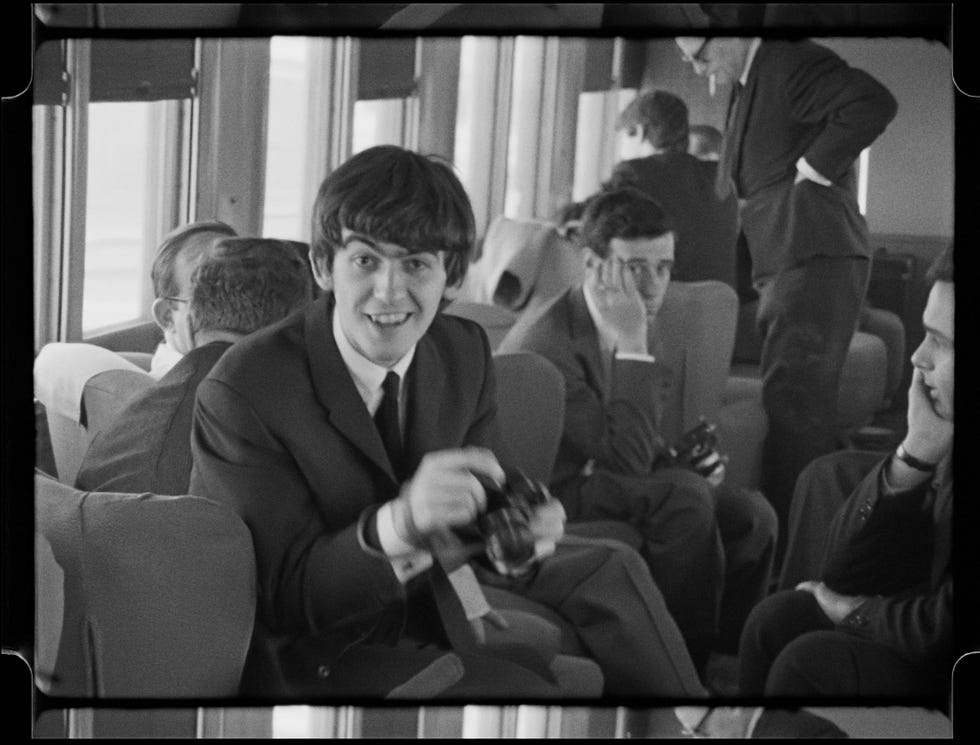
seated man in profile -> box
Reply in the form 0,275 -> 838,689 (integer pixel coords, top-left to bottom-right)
190,145 -> 708,700
499,188 -> 777,675
148,220 -> 238,379
739,243 -> 954,699
75,237 -> 313,495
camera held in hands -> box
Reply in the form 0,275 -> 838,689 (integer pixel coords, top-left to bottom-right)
477,470 -> 551,576
668,418 -> 721,478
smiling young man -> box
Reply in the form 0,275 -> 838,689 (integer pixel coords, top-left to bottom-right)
738,243 -> 955,699
190,146 -> 708,700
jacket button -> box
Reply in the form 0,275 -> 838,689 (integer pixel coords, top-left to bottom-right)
317,665 -> 331,678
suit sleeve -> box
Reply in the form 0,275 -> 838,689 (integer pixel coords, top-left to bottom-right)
820,459 -> 953,668
783,47 -> 897,183
821,459 -> 936,596
190,378 -> 405,639
838,576 -> 953,670
548,338 -> 666,477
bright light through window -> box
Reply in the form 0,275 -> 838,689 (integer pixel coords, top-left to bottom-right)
352,99 -> 405,154
82,102 -> 152,333
264,36 -> 314,242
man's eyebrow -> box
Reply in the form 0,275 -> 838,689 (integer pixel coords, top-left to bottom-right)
924,323 -> 952,343
341,232 -> 378,249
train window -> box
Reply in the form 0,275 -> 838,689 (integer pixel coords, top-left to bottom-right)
454,36 -> 511,236
32,38 -> 195,342
503,37 -> 547,220
264,37 -> 317,241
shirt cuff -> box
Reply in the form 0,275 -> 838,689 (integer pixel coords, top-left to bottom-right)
377,501 -> 433,582
615,351 -> 656,363
796,156 -> 832,186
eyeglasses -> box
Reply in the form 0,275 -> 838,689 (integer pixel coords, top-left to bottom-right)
163,296 -> 190,304
680,38 -> 712,66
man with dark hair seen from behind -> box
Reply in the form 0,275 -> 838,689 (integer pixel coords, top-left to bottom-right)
148,220 -> 238,379
75,237 -> 313,495
675,36 -> 898,565
739,243 -> 954,700
607,90 -> 739,289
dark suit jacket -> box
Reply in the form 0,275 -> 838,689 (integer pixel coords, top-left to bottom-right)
498,287 -> 672,489
75,341 -> 232,495
189,295 -> 506,668
722,40 -> 897,280
608,152 -> 738,288
820,455 -> 952,672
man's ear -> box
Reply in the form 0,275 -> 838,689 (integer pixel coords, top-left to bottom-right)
310,253 -> 333,293
151,297 -> 173,332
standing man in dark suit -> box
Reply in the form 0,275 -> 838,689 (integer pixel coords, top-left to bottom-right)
738,243 -> 954,698
75,237 -> 314,495
499,188 -> 777,675
607,90 -> 739,288
190,146 -> 708,700
675,37 -> 898,559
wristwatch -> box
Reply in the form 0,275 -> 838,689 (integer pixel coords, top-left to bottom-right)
894,443 -> 938,472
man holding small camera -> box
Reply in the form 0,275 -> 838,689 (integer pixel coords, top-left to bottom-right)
190,147 -> 707,700
500,187 -> 777,675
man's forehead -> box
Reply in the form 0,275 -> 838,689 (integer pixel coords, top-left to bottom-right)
609,233 -> 675,260
339,228 -> 441,258
924,281 -> 954,339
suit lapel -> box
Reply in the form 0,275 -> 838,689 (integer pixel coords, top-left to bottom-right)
402,334 -> 449,474
304,295 -> 398,483
727,42 -> 764,195
566,288 -> 608,401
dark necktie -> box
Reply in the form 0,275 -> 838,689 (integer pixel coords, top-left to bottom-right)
716,81 -> 743,199
374,371 -> 405,479
374,370 -> 485,654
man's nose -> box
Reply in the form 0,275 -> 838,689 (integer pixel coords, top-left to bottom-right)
373,265 -> 407,301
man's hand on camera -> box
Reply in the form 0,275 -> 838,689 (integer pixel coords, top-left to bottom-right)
527,498 -> 566,560
397,447 -> 504,538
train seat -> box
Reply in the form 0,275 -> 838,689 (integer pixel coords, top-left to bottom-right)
34,343 -> 154,484
477,215 -> 769,490
444,300 -> 518,351
34,471 -> 257,698
733,298 -> 901,429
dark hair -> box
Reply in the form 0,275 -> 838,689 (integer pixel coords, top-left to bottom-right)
189,237 -> 314,335
310,145 -> 475,288
151,220 -> 237,299
618,90 -> 690,153
926,242 -> 954,285
580,188 -> 674,258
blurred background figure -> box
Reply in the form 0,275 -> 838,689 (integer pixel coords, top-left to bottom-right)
607,90 -> 739,288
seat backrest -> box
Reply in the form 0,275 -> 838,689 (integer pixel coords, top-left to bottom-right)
444,300 -> 519,351
491,351 -> 565,483
34,343 -> 153,484
82,368 -> 156,438
651,280 -> 739,442
34,472 -> 257,698
462,215 -> 584,315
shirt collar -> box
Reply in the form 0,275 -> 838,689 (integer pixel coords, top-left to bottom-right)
332,306 -> 416,410
739,37 -> 763,87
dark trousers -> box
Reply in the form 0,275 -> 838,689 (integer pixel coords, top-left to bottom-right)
482,534 -> 707,697
739,589 -> 943,698
755,255 -> 870,566
557,467 -> 777,668
778,450 -> 883,590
